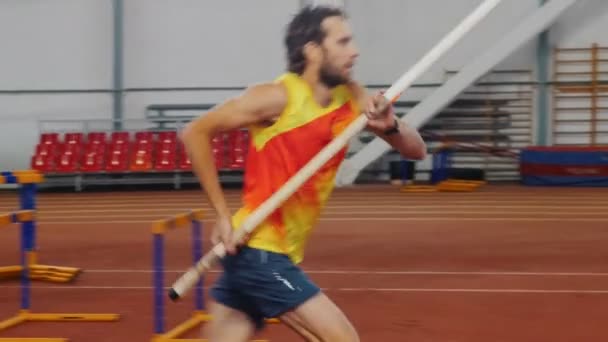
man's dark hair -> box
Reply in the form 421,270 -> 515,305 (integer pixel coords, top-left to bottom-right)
284,5 -> 346,74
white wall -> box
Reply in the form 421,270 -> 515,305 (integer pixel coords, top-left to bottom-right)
0,0 -> 112,89
122,0 -> 300,121
347,0 -> 538,85
1,0 -> 608,170
0,0 -> 112,170
124,0 -> 298,88
550,0 -> 608,46
546,0 -> 608,145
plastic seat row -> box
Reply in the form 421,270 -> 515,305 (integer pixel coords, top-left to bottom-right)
31,130 -> 249,174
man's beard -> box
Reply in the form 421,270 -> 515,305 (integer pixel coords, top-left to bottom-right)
319,63 -> 347,88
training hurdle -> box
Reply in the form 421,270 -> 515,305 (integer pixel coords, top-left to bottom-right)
0,208 -> 120,341
400,146 -> 486,192
0,170 -> 80,282
152,209 -> 210,342
152,209 -> 277,342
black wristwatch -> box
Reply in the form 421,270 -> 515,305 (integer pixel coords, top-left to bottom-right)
383,118 -> 400,136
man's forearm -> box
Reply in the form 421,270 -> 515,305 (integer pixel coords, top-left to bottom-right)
181,130 -> 231,218
378,118 -> 427,160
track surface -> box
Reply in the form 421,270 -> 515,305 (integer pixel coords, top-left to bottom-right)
0,184 -> 607,341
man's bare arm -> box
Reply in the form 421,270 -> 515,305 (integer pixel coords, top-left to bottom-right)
348,82 -> 427,161
180,83 -> 287,220
366,118 -> 427,161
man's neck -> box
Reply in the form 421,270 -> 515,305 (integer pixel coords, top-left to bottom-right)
301,69 -> 333,107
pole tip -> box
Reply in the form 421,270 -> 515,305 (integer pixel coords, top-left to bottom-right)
168,288 -> 180,301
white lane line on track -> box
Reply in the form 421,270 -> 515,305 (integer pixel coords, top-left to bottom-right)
2,195 -> 608,202
14,206 -> 608,214
0,285 -> 606,294
33,211 -> 608,219
37,217 -> 608,224
2,202 -> 608,212
3,202 -> 608,212
2,197 -> 608,206
336,288 -> 608,294
1,190 -> 606,196
81,269 -> 608,277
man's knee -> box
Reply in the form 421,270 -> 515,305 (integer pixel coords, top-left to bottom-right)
319,322 -> 359,342
282,309 -> 359,342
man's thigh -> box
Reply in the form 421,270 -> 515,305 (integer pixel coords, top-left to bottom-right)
280,291 -> 359,342
209,266 -> 267,331
203,301 -> 256,342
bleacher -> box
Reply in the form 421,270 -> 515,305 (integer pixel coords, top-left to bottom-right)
30,129 -> 249,190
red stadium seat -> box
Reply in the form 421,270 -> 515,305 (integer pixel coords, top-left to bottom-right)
55,152 -> 78,173
81,134 -> 107,173
31,132 -> 62,173
134,131 -> 154,144
40,133 -> 59,146
130,149 -> 153,171
81,143 -> 106,172
64,132 -> 83,145
35,143 -> 55,158
52,132 -> 84,174
111,131 -> 129,145
177,141 -> 192,171
227,130 -> 248,170
158,131 -> 177,145
105,141 -> 130,172
31,154 -> 53,173
109,131 -> 129,152
212,134 -> 226,169
103,131 -> 131,172
154,140 -> 177,171
87,132 -> 107,145
130,133 -> 154,171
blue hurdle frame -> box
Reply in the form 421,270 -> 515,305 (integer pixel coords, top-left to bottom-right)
152,210 -> 205,337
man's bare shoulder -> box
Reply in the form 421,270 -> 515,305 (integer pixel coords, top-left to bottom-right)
236,81 -> 289,120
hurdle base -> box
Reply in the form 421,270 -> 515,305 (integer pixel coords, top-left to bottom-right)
152,311 -> 276,342
436,179 -> 486,192
400,185 -> 438,193
0,266 -> 23,280
0,265 -> 81,283
0,338 -> 68,341
400,180 -> 486,193
0,310 -> 120,336
30,264 -> 82,283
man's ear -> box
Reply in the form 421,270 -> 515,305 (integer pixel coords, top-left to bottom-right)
303,41 -> 321,65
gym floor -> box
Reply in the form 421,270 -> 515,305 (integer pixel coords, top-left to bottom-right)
0,184 -> 607,341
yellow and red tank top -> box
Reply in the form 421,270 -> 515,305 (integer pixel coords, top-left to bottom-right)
231,72 -> 360,264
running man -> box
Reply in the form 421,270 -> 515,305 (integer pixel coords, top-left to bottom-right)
181,5 -> 427,341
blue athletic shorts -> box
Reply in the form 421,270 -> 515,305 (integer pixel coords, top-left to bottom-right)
209,246 -> 320,330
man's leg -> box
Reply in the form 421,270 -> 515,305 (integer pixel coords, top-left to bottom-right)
205,265 -> 262,342
203,301 -> 256,342
239,247 -> 358,342
280,292 -> 359,342
279,313 -> 322,342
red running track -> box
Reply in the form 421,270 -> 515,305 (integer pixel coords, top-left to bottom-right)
0,184 -> 607,341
